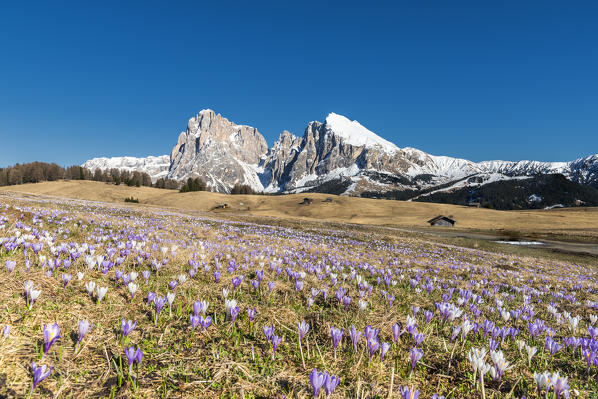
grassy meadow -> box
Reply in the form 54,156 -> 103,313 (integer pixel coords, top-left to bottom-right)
0,183 -> 597,398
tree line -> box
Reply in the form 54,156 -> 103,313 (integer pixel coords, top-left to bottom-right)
0,161 -> 179,189
0,161 -> 265,194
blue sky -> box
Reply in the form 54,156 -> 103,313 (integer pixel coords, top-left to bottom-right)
1,1 -> 597,167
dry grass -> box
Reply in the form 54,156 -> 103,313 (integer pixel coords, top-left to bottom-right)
4,181 -> 598,239
0,190 -> 597,398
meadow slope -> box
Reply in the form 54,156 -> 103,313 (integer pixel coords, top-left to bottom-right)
3,181 -> 598,239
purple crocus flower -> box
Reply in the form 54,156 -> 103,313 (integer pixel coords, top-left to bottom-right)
199,315 -> 212,330
190,314 -> 200,330
230,306 -> 240,325
323,371 -> 340,396
193,300 -> 209,316
298,320 -> 310,341
268,281 -> 275,294
214,271 -> 221,283
247,308 -> 256,323
392,323 -> 402,344
424,310 -> 434,323
147,291 -> 156,305
380,342 -> 391,361
30,362 -> 53,394
232,276 -> 244,290
168,280 -> 178,290
142,270 -> 150,282
61,273 -> 72,287
413,332 -> 425,346
5,260 -> 16,272
546,337 -> 562,358
77,319 -> 92,345
552,373 -> 569,398
330,327 -> 343,358
124,346 -> 143,373
43,323 -> 61,356
400,385 -> 420,399
121,319 -> 137,337
583,348 -> 597,371
310,368 -> 326,398
271,334 -> 283,360
3,325 -> 10,339
350,325 -> 362,352
410,347 -> 423,371
263,325 -> 275,342
154,296 -> 167,324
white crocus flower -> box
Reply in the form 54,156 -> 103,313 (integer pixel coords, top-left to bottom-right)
85,281 -> 96,296
96,286 -> 108,304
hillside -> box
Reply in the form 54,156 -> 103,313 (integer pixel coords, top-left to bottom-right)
3,181 -> 598,237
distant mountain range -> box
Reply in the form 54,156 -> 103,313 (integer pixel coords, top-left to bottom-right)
83,109 -> 598,209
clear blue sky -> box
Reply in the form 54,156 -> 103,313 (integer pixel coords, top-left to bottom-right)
1,1 -> 597,167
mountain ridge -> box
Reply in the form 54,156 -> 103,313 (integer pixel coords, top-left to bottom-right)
81,110 -> 598,202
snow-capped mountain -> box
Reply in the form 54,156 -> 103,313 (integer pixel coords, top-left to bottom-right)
168,109 -> 268,193
82,110 -> 598,201
82,155 -> 170,182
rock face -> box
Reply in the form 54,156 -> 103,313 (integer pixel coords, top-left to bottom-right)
168,109 -> 269,192
82,155 -> 170,182
261,113 -> 416,192
83,109 -> 598,198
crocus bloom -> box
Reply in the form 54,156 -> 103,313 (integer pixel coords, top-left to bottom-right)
330,327 -> 343,358
96,286 -> 108,304
263,325 -> 275,342
30,362 -> 53,394
43,323 -> 61,356
410,347 -> 423,371
230,306 -> 240,325
380,342 -> 391,361
310,368 -> 326,398
323,372 -> 339,396
199,315 -> 212,330
552,373 -> 569,398
193,300 -> 209,316
349,325 -> 362,352
400,386 -> 420,399
61,273 -> 72,287
190,314 -> 200,330
124,346 -> 143,373
167,292 -> 176,313
121,319 -> 137,337
298,320 -> 310,341
154,296 -> 167,324
392,323 -> 402,344
85,281 -> 96,296
271,334 -> 283,359
3,325 -> 10,339
77,319 -> 92,344
5,260 -> 16,272
247,307 -> 256,323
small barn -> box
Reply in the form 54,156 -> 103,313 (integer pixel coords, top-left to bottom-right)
215,203 -> 228,209
427,215 -> 455,227
300,198 -> 314,205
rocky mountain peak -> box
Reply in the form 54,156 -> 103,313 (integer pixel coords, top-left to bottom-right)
168,110 -> 268,192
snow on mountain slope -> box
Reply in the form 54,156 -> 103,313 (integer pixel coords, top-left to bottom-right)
82,110 -> 598,196
82,155 -> 170,182
324,113 -> 399,153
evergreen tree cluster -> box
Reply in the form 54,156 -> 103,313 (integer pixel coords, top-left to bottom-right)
0,161 -> 179,190
230,184 -> 255,195
179,177 -> 207,193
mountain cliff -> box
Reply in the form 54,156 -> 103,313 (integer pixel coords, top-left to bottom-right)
82,110 -> 598,206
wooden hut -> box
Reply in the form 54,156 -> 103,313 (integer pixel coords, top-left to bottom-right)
427,215 -> 455,227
